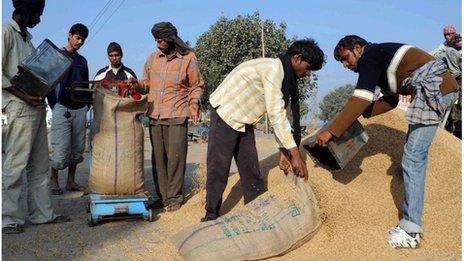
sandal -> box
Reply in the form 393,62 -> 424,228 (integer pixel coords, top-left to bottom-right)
167,202 -> 181,212
47,215 -> 71,224
3,224 -> 24,234
65,185 -> 86,192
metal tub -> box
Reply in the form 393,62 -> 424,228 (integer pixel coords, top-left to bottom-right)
304,119 -> 369,170
11,39 -> 72,98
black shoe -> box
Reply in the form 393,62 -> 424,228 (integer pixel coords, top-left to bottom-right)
148,199 -> 165,209
200,216 -> 217,222
3,224 -> 24,234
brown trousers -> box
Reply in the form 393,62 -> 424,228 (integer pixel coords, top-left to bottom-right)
149,121 -> 188,205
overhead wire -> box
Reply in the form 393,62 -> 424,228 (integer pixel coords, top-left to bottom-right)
88,0 -> 115,31
87,0 -> 126,43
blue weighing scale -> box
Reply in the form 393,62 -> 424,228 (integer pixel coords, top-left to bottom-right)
87,193 -> 154,227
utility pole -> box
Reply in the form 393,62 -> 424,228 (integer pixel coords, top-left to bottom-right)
261,21 -> 269,134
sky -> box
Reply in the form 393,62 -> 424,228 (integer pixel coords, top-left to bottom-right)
1,0 -> 462,109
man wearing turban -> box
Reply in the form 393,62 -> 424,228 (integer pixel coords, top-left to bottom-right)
2,0 -> 70,234
151,22 -> 192,55
128,22 -> 204,212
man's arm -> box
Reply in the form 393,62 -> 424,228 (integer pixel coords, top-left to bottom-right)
2,28 -> 44,107
325,92 -> 398,138
430,44 -> 446,57
262,61 -> 307,180
2,27 -> 12,90
262,62 -> 296,149
320,57 -> 383,142
4,86 -> 44,107
186,53 -> 205,124
362,94 -> 399,118
315,95 -> 371,146
84,59 -> 91,110
186,53 -> 204,104
129,54 -> 153,95
326,96 -> 372,137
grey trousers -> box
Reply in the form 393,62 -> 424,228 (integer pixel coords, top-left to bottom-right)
149,121 -> 188,205
2,100 -> 57,227
50,103 -> 87,170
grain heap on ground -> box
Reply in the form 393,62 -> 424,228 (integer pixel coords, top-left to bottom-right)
155,108 -> 460,260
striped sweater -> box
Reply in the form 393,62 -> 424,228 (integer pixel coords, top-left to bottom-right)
328,43 -> 459,137
209,58 -> 296,149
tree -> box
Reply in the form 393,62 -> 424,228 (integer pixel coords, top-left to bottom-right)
194,11 -> 318,118
317,84 -> 355,123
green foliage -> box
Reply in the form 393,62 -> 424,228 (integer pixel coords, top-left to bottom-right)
318,84 -> 355,122
194,11 -> 318,117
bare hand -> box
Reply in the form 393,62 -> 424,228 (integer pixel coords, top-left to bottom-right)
124,78 -> 139,89
278,150 -> 291,174
189,102 -> 201,124
288,147 -> 308,180
399,95 -> 411,103
315,130 -> 333,146
6,86 -> 44,107
22,94 -> 45,107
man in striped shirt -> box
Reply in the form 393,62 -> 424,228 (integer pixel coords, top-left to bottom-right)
129,22 -> 204,212
316,35 -> 459,249
202,39 -> 325,222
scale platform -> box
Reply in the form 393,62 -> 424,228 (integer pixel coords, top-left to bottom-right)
87,193 -> 154,227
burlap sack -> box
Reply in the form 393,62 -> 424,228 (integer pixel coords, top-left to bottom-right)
172,174 -> 322,260
88,86 -> 147,195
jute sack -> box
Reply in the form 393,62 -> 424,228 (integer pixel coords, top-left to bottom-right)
172,174 -> 322,260
88,86 -> 147,195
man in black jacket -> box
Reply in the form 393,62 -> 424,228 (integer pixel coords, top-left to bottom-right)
94,42 -> 137,82
47,23 -> 90,195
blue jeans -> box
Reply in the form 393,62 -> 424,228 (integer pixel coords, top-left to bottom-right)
399,91 -> 458,234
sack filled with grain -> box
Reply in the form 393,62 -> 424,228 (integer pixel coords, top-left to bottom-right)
172,174 -> 322,260
87,85 -> 147,195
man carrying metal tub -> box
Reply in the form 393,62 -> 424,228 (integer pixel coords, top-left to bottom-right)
2,0 -> 70,234
316,35 -> 459,249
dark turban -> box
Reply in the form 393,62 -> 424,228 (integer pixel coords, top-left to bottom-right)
13,0 -> 45,14
151,22 -> 191,55
107,42 -> 123,56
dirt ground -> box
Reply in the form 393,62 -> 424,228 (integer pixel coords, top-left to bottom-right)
2,109 -> 461,260
1,130 -> 277,260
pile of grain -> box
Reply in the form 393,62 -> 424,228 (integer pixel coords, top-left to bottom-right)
156,108 -> 461,260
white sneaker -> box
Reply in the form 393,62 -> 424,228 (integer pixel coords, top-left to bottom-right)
387,226 -> 420,249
